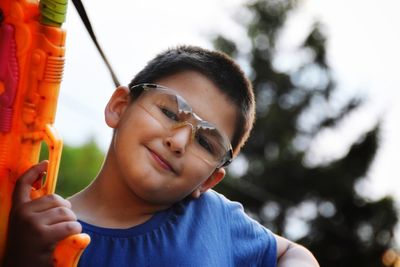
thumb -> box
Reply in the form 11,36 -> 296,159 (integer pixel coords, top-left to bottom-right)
13,160 -> 49,204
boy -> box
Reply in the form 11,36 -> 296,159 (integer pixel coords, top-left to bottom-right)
4,46 -> 319,266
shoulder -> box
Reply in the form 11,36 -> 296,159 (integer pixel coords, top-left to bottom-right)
192,191 -> 276,243
198,189 -> 243,208
183,190 -> 276,243
195,190 -> 278,265
185,190 -> 244,218
178,190 -> 253,226
198,190 -> 253,220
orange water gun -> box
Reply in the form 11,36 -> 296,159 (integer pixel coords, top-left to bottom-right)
0,0 -> 90,266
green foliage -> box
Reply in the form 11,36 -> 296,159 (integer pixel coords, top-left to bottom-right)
213,1 -> 398,266
40,139 -> 104,198
57,140 -> 104,197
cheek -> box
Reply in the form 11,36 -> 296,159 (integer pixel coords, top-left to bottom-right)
119,109 -> 166,141
111,114 -> 153,165
181,160 -> 214,185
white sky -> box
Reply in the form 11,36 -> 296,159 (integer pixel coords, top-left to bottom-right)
57,0 -> 400,241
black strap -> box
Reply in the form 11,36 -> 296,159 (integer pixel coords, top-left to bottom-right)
71,0 -> 120,87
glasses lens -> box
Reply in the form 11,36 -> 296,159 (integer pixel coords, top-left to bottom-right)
137,84 -> 232,166
140,89 -> 181,122
192,122 -> 230,162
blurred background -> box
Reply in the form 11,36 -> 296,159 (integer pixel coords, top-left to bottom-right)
52,0 -> 400,266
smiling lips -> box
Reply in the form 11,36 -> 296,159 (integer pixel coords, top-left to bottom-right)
149,149 -> 176,173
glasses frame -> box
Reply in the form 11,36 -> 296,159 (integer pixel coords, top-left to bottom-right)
129,83 -> 233,168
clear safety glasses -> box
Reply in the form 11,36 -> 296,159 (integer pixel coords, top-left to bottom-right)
129,83 -> 233,168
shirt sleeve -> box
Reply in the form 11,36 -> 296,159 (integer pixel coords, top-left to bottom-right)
217,192 -> 277,267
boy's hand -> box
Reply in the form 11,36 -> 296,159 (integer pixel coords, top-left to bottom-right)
3,161 -> 82,267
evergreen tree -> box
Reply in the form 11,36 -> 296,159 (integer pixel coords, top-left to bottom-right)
214,1 -> 398,266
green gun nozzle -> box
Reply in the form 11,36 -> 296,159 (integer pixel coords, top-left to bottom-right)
40,0 -> 68,27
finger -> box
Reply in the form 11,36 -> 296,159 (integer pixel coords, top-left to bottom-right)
13,160 -> 49,204
25,194 -> 71,213
45,221 -> 82,245
38,206 -> 78,226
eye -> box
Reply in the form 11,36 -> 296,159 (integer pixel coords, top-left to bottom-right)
160,107 -> 179,121
195,133 -> 215,154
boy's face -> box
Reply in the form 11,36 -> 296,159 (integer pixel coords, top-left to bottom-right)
105,71 -> 237,207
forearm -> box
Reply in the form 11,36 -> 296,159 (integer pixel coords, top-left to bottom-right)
277,242 -> 319,267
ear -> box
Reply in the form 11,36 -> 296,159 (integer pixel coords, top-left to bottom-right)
105,86 -> 131,128
191,168 -> 226,199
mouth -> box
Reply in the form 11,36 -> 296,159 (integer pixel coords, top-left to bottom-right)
148,148 -> 177,174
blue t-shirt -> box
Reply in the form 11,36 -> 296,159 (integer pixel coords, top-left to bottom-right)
78,190 -> 277,267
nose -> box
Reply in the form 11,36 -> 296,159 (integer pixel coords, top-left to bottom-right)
165,124 -> 194,155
